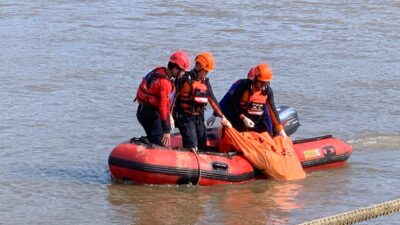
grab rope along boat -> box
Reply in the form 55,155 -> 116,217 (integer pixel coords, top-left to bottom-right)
108,106 -> 352,185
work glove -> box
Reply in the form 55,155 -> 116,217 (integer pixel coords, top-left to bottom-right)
206,115 -> 216,126
170,115 -> 175,129
221,116 -> 232,128
279,130 -> 288,138
242,116 -> 255,128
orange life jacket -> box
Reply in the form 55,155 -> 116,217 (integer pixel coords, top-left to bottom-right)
193,80 -> 209,104
240,88 -> 267,116
178,78 -> 209,113
136,67 -> 173,108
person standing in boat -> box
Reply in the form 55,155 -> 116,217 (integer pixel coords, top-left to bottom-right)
208,63 -> 287,137
173,52 -> 231,151
135,51 -> 190,147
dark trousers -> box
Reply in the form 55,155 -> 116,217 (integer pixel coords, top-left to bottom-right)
177,114 -> 207,150
136,104 -> 163,146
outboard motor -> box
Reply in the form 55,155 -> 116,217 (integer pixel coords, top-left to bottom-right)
277,105 -> 300,136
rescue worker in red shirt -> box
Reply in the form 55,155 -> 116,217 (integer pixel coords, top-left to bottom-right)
173,52 -> 231,150
135,51 -> 190,147
212,63 -> 287,137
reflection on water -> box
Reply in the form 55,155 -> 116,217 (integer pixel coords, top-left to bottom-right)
217,182 -> 305,225
107,185 -> 203,225
272,183 -> 304,211
107,181 -> 305,224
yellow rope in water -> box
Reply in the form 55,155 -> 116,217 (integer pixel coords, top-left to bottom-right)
299,198 -> 400,225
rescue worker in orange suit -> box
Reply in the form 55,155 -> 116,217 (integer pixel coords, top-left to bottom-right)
135,51 -> 190,147
209,63 -> 287,137
173,52 -> 231,150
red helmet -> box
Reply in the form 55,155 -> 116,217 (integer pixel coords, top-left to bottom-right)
169,51 -> 190,71
247,67 -> 256,80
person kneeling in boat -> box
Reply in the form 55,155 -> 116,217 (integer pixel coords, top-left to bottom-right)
135,51 -> 190,147
208,63 -> 287,137
208,66 -> 275,134
173,52 -> 231,151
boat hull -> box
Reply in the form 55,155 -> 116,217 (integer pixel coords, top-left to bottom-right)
108,134 -> 352,185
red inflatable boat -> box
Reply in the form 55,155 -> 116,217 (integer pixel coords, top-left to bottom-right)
108,132 -> 352,186
108,106 -> 352,185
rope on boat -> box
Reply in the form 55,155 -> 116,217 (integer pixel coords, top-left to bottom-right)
191,147 -> 202,185
299,198 -> 400,225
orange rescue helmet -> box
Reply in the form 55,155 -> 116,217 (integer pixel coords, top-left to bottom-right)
254,63 -> 273,81
195,52 -> 215,72
169,51 -> 190,71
